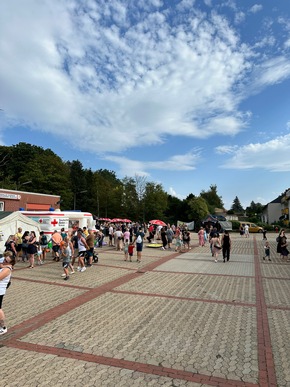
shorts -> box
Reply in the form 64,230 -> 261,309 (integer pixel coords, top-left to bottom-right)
136,243 -> 143,252
78,250 -> 86,258
52,245 -> 60,253
41,245 -> 48,250
62,262 -> 70,269
109,235 -> 113,240
86,248 -> 94,257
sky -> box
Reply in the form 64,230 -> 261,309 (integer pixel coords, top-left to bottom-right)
1,0 -> 290,210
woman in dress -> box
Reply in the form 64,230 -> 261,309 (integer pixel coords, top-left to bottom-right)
21,231 -> 30,262
210,233 -> 222,263
27,231 -> 37,268
198,227 -> 205,247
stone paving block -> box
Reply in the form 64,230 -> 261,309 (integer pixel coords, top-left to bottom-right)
156,255 -> 255,277
263,278 -> 290,308
19,292 -> 258,383
4,280 -> 86,327
13,262 -> 133,288
0,347 -> 209,386
261,263 -> 290,279
267,309 -> 290,387
115,271 -> 256,304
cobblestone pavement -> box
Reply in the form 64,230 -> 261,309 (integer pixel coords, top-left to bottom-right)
1,232 -> 289,386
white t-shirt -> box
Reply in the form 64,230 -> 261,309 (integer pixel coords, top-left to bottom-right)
0,267 -> 12,296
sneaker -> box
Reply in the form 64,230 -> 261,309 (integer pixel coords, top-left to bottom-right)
77,267 -> 81,272
263,257 -> 265,260
80,267 -> 86,272
61,274 -> 66,277
64,276 -> 69,281
214,259 -> 218,263
70,270 -> 75,274
0,326 -> 7,335
40,260 -> 44,265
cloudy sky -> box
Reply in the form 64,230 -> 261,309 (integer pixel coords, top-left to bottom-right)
1,0 -> 290,209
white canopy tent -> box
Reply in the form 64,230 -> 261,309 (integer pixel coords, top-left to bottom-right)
0,211 -> 41,253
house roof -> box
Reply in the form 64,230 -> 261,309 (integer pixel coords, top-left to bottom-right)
270,195 -> 282,204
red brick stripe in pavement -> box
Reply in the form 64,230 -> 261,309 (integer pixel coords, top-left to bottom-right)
253,236 -> 277,387
1,240 -> 278,386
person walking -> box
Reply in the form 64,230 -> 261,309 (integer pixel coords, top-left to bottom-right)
279,230 -> 289,261
210,233 -> 222,263
76,229 -> 89,272
160,227 -> 167,250
198,227 -> 205,247
166,226 -> 174,249
0,251 -> 15,335
221,230 -> 231,262
135,227 -> 145,262
263,241 -> 271,261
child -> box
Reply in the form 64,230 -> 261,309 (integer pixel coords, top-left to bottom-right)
128,241 -> 135,262
36,243 -> 43,265
124,239 -> 129,261
175,233 -> 183,252
183,231 -> 191,250
263,241 -> 271,261
60,242 -> 70,280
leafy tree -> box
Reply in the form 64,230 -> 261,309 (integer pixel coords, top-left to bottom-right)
143,182 -> 168,222
245,201 -> 264,217
121,177 -> 138,220
230,196 -> 244,214
200,184 -> 224,214
187,196 -> 209,221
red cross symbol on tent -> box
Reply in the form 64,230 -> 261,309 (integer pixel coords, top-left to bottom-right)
51,219 -> 58,227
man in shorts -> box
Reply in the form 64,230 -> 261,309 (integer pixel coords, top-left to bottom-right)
85,228 -> 95,266
51,230 -> 62,261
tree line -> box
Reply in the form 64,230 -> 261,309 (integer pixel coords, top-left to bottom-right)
0,142 -> 262,225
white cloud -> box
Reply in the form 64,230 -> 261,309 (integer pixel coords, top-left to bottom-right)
168,187 -> 185,200
0,0 -> 253,154
104,149 -> 201,177
249,4 -> 263,14
219,134 -> 290,171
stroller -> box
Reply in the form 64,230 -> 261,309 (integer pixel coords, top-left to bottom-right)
84,249 -> 99,265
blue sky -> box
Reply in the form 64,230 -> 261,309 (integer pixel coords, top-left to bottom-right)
1,0 -> 290,210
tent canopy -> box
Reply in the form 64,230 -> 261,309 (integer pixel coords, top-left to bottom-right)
0,211 -> 41,253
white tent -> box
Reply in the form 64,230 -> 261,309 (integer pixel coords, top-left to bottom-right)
0,211 -> 41,253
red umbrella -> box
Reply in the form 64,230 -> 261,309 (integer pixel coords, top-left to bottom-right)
149,219 -> 167,226
111,218 -> 123,222
122,219 -> 132,223
99,217 -> 111,221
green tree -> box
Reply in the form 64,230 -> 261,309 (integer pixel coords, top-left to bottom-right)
187,196 -> 209,222
200,184 -> 224,214
245,201 -> 264,217
231,196 -> 244,214
143,182 -> 168,222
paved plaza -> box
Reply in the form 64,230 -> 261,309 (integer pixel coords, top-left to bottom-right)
1,232 -> 290,387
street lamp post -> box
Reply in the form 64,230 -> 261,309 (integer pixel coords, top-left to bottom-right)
73,190 -> 87,210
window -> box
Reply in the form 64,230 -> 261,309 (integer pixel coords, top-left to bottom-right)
0,202 -> 4,211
